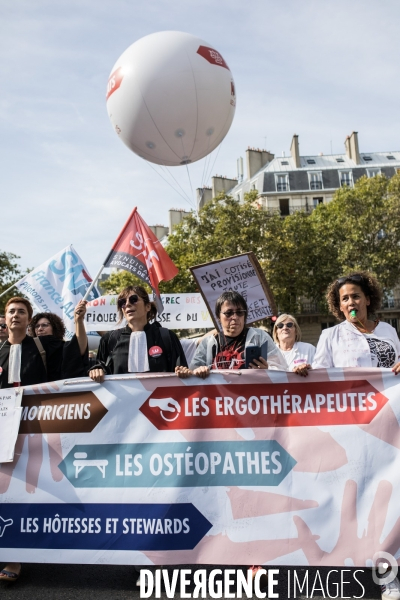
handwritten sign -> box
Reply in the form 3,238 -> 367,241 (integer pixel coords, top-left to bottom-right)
190,253 -> 276,328
84,294 -> 213,331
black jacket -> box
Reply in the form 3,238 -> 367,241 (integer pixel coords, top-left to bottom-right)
0,335 -> 88,388
93,322 -> 187,375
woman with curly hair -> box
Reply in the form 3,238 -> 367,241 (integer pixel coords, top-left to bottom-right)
313,271 -> 400,372
30,312 -> 66,340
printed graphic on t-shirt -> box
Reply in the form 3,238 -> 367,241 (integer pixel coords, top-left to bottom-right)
366,338 -> 396,368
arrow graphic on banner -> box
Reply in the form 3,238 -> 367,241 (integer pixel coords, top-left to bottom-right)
140,380 -> 389,430
0,503 -> 211,551
19,392 -> 108,434
58,441 -> 296,488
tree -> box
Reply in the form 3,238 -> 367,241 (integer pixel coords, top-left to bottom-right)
310,173 -> 400,295
0,250 -> 23,313
99,271 -> 152,295
161,190 -> 284,293
98,172 -> 400,315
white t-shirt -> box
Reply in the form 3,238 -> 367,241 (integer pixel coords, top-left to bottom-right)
280,341 -> 316,371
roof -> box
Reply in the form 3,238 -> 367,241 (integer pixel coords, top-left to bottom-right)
227,151 -> 400,196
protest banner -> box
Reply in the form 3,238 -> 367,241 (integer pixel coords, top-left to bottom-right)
0,368 -> 399,567
13,245 -> 100,339
190,252 -> 276,328
84,293 -> 213,331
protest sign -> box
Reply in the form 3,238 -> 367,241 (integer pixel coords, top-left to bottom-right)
0,368 -> 399,567
84,293 -> 213,331
190,253 -> 276,328
0,389 -> 22,463
15,246 -> 100,339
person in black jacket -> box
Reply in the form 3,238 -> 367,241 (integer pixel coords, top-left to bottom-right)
0,297 -> 88,389
88,285 -> 187,382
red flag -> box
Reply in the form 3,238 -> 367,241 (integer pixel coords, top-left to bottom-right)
104,208 -> 178,304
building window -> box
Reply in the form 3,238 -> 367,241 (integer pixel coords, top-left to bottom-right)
236,194 -> 241,201
367,168 -> 381,178
279,199 -> 290,216
281,161 -> 289,165
307,159 -> 316,164
363,156 -> 372,162
313,197 -> 323,208
336,158 -> 345,163
387,155 -> 395,160
276,174 -> 289,192
308,172 -> 323,190
339,171 -> 353,187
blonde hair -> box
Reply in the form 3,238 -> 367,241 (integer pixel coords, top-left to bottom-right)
273,313 -> 301,346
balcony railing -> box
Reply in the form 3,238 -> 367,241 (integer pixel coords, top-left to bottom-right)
276,183 -> 289,191
310,181 -> 322,190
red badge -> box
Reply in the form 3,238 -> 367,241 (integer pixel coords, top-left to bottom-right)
149,346 -> 163,358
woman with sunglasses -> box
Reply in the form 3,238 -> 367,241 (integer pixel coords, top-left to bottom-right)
185,290 -> 286,379
313,271 -> 400,373
272,314 -> 315,376
88,285 -> 187,382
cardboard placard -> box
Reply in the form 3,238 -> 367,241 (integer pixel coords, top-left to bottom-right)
190,252 -> 276,328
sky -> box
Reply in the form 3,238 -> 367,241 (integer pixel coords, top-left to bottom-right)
1,0 -> 400,278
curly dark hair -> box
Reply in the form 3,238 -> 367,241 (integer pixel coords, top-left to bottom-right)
326,271 -> 382,321
117,285 -> 157,324
30,312 -> 66,340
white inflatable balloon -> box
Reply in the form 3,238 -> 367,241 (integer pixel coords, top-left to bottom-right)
106,31 -> 236,166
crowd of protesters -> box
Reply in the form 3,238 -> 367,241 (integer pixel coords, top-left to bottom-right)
1,271 -> 400,598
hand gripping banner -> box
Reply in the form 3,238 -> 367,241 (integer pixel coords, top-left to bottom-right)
0,367 -> 399,567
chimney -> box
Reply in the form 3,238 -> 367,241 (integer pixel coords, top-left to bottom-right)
196,186 -> 213,209
211,175 -> 238,198
246,148 -> 274,179
290,134 -> 300,168
345,136 -> 352,160
349,131 -> 360,164
169,208 -> 190,233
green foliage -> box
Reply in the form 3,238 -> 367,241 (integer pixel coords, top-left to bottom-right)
99,173 -> 400,315
99,271 -> 152,295
0,250 -> 23,313
311,173 -> 400,292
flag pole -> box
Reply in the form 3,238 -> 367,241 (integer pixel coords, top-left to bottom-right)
0,281 -> 21,299
81,249 -> 114,302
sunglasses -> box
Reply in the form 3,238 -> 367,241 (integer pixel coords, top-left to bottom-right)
336,274 -> 364,288
276,322 -> 294,329
118,294 -> 139,310
0,324 -> 7,330
221,309 -> 247,318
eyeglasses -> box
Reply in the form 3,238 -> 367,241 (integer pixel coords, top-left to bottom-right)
0,324 -> 7,330
276,322 -> 294,329
35,322 -> 51,329
118,294 -> 139,309
336,274 -> 364,288
221,309 -> 247,318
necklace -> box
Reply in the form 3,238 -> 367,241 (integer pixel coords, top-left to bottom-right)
0,339 -> 8,352
351,317 -> 379,335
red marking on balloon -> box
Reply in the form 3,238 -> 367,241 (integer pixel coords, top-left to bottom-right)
197,46 -> 230,70
106,67 -> 124,101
